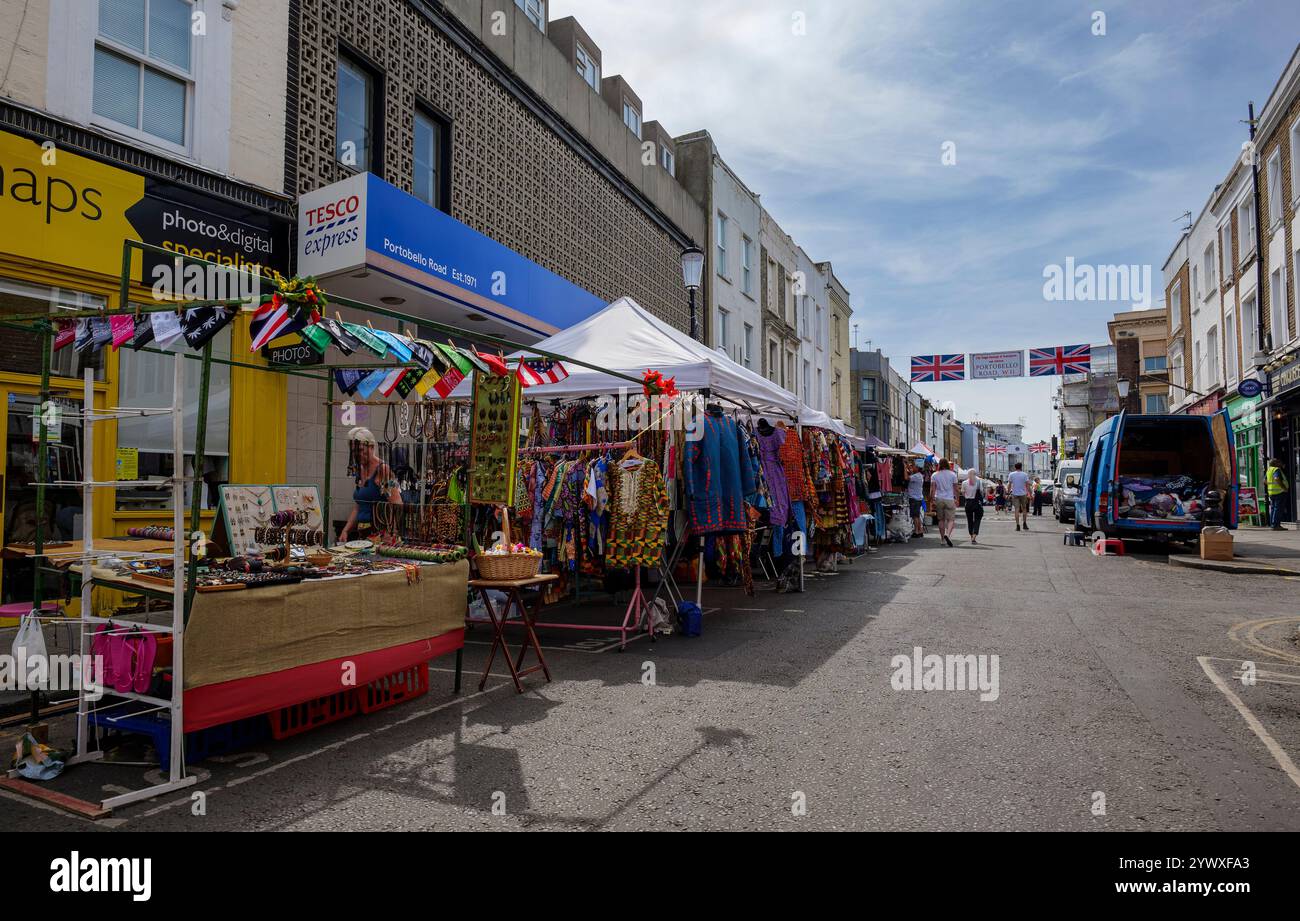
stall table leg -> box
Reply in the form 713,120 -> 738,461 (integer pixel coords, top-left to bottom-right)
476,584 -> 552,694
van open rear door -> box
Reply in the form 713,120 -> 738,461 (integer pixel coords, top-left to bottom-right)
1211,408 -> 1239,528
1104,411 -> 1126,527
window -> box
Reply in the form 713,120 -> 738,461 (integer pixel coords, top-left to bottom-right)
1225,311 -> 1237,382
1291,117 -> 1300,205
1242,291 -> 1259,362
817,368 -> 823,409
1269,265 -> 1289,347
741,236 -> 754,296
1193,340 -> 1202,388
801,295 -> 810,339
1201,243 -> 1215,299
803,360 -> 811,401
1238,198 -> 1256,258
1220,221 -> 1233,279
1191,266 -> 1199,307
1142,354 -> 1167,373
660,145 -> 674,175
0,278 -> 107,380
413,107 -> 449,212
1206,326 -> 1219,386
514,0 -> 545,31
715,213 -> 728,278
575,42 -> 599,90
1145,393 -> 1168,414
743,323 -> 753,369
1267,150 -> 1283,228
1168,279 -> 1181,317
717,308 -> 729,353
861,377 -> 876,402
93,0 -> 193,148
815,303 -> 824,349
622,101 -> 641,139
767,340 -> 778,382
116,323 -> 231,511
337,53 -> 376,171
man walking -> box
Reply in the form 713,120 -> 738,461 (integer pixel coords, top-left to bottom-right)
1266,457 -> 1290,531
1008,462 -> 1031,531
929,458 -> 959,548
906,462 -> 926,539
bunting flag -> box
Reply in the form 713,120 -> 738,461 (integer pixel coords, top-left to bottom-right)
342,322 -> 389,359
1030,442 -> 1050,455
517,358 -> 569,387
1029,344 -> 1091,377
986,444 -> 1007,456
109,315 -> 135,350
475,351 -> 510,376
372,329 -> 413,364
52,320 -> 75,351
354,369 -> 387,399
181,306 -> 236,349
911,354 -> 966,382
334,368 -> 366,396
249,295 -> 308,351
377,368 -> 407,397
149,311 -> 184,349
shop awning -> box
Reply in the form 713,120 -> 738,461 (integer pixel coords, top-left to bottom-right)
453,297 -> 802,415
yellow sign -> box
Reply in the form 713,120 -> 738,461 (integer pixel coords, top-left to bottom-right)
115,447 -> 139,481
0,129 -> 145,279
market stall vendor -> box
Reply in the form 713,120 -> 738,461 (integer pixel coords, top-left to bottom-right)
339,427 -> 403,542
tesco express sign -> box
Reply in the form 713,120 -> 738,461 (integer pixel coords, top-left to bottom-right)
298,174 -> 367,274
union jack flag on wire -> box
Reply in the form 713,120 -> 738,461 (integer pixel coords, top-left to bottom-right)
1029,344 -> 1091,377
986,443 -> 1007,456
1030,442 -> 1049,455
911,354 -> 966,382
516,358 -> 570,388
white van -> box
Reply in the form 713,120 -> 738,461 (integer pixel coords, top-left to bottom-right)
1054,460 -> 1085,522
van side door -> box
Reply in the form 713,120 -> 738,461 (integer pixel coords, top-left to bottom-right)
1210,409 -> 1239,528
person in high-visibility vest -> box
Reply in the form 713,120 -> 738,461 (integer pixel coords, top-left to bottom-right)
1266,457 -> 1290,531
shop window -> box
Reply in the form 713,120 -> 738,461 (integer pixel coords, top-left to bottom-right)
337,52 -> 379,172
114,322 -> 231,511
0,278 -> 107,381
92,0 -> 193,149
414,106 -> 450,213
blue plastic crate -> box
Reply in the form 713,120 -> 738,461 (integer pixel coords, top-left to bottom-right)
90,705 -> 270,769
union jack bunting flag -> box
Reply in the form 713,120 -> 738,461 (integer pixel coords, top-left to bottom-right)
1029,442 -> 1049,454
1029,344 -> 1091,377
517,358 -> 570,388
986,444 -> 1007,455
911,354 -> 966,382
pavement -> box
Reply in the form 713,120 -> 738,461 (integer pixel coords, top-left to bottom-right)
1165,524 -> 1300,575
2,512 -> 1300,831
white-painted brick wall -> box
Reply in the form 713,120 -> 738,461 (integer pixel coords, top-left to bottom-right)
0,0 -> 50,109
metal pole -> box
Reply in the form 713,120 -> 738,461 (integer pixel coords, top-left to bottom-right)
184,342 -> 213,622
689,288 -> 697,341
29,320 -> 52,723
1249,102 -> 1272,466
324,372 -> 335,541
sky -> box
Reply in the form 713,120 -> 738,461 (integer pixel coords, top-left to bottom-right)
549,0 -> 1300,442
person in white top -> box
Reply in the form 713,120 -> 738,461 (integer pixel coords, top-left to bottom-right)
961,467 -> 984,544
928,458 -> 960,548
1008,463 -> 1031,531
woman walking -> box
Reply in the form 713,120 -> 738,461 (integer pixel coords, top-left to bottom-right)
962,468 -> 984,544
994,480 -> 1006,518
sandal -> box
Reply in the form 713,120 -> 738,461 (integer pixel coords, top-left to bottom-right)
133,632 -> 158,694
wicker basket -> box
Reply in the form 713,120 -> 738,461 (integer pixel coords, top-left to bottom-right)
475,552 -> 542,581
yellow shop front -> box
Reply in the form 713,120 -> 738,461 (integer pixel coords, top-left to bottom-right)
0,126 -> 294,613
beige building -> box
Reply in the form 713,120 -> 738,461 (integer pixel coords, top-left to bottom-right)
818,262 -> 852,427
1108,308 -> 1170,414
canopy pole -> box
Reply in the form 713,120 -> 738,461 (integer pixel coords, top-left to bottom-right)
323,372 -> 335,542
184,342 -> 213,623
29,320 -> 53,724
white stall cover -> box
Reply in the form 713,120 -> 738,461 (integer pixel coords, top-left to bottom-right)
453,297 -> 800,414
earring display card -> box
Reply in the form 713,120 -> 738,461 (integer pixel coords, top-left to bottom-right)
271,485 -> 324,530
219,484 -> 324,555
468,372 -> 521,506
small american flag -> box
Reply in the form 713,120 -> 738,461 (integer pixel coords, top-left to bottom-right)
1029,344 -> 1091,377
517,358 -> 569,388
911,354 -> 966,382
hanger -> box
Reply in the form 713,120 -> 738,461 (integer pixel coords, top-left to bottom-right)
621,438 -> 645,462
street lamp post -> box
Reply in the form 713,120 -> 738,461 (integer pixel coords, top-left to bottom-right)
680,245 -> 705,342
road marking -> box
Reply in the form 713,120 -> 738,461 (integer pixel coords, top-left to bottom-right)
1227,617 -> 1300,666
1197,655 -> 1300,792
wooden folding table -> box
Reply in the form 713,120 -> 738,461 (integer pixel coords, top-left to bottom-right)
468,574 -> 558,693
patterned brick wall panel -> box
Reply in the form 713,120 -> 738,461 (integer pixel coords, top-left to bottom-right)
294,0 -> 693,333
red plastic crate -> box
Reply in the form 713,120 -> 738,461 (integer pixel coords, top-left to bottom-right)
359,662 -> 429,714
270,687 -> 360,740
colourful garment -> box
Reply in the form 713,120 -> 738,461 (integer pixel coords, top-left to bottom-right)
684,411 -> 756,534
607,458 -> 670,568
779,426 -> 813,502
756,428 -> 791,526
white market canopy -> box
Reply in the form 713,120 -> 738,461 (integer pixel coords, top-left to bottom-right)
456,296 -> 802,415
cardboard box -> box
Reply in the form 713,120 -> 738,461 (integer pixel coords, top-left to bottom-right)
1200,530 -> 1234,562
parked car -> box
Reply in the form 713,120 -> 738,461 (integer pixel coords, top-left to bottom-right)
1075,411 -> 1238,539
1054,460 -> 1084,522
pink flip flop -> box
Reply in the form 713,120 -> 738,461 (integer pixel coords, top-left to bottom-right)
133,632 -> 157,694
91,626 -> 113,689
111,632 -> 136,694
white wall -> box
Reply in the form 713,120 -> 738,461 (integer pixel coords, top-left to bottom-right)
1186,196 -> 1223,401
711,156 -> 762,372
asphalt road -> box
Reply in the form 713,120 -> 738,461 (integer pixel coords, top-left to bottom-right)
4,512 -> 1300,831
